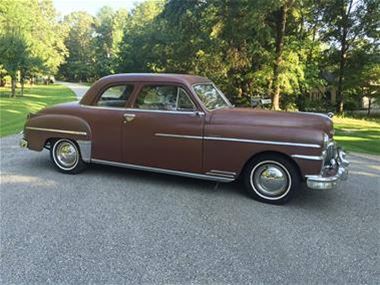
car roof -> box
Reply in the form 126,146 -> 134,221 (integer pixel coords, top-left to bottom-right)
79,73 -> 213,105
100,73 -> 211,85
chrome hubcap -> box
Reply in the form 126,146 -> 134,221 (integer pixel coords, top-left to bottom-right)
55,141 -> 78,168
251,161 -> 290,198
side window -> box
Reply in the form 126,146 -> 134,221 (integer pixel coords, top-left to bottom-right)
176,88 -> 196,111
96,85 -> 134,108
135,85 -> 196,111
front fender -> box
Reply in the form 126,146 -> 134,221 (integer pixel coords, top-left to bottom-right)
23,114 -> 92,153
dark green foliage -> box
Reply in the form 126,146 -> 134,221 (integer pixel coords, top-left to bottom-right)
3,0 -> 375,112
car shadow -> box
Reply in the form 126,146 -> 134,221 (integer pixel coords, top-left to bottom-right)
8,151 -> 378,208
87,162 -> 247,196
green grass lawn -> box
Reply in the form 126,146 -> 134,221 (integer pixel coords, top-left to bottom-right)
334,117 -> 380,155
0,84 -> 76,137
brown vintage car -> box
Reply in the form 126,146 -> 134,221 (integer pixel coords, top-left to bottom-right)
20,73 -> 349,204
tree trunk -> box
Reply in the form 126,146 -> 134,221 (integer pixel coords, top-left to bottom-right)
335,0 -> 353,114
336,42 -> 346,114
0,72 -> 5,87
367,97 -> 372,117
271,1 -> 292,110
21,79 -> 24,96
11,76 -> 16,98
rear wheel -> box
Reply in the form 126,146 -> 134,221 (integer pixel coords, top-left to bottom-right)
50,139 -> 87,174
243,154 -> 300,204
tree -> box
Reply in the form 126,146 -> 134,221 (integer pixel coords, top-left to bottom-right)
269,0 -> 295,110
93,7 -> 128,77
0,0 -> 66,95
59,12 -> 96,82
0,33 -> 30,97
117,0 -> 166,73
321,0 -> 379,113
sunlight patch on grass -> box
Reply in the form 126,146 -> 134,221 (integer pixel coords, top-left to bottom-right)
0,84 -> 76,137
334,116 -> 380,155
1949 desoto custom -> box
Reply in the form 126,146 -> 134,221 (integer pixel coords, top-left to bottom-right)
20,74 -> 349,204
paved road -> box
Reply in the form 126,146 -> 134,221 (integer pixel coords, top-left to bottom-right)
57,81 -> 90,100
0,134 -> 379,284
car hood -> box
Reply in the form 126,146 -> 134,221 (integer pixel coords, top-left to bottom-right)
210,107 -> 334,137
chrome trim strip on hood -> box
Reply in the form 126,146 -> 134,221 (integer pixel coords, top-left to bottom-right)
291,154 -> 324,161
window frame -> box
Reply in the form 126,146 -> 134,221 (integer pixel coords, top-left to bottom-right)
130,83 -> 201,114
89,82 -> 137,109
192,82 -> 232,111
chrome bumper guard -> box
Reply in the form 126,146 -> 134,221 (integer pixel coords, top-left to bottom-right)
20,138 -> 28,149
306,148 -> 349,190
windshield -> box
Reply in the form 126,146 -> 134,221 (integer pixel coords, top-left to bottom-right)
193,83 -> 232,110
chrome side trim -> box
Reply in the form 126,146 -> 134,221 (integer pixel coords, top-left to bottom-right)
291,154 -> 324,161
155,132 -> 321,148
26,127 -> 87,136
205,172 -> 235,179
77,140 -> 92,162
91,159 -> 235,182
204,136 -> 321,149
209,169 -> 237,176
155,133 -> 203,140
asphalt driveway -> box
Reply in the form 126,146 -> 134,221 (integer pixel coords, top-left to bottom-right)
0,134 -> 379,284
57,81 -> 89,100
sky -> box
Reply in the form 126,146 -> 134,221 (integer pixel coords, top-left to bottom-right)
53,0 -> 146,16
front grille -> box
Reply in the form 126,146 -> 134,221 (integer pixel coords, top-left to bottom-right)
324,141 -> 337,166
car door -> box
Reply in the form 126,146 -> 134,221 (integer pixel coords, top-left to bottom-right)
122,84 -> 204,173
81,83 -> 135,162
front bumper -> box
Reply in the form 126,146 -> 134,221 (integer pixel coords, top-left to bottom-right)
306,149 -> 349,190
20,138 -> 28,148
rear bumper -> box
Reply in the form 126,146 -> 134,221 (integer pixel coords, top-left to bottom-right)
306,149 -> 349,190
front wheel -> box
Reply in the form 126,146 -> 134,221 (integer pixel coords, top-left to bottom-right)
50,139 -> 87,174
243,154 -> 300,204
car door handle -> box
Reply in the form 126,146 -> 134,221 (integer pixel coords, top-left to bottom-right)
123,113 -> 135,123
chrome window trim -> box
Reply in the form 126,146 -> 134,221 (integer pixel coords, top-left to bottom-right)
80,104 -> 127,111
155,133 -> 321,148
291,154 -> 324,161
80,104 -> 205,115
91,159 -> 235,182
126,108 -> 204,115
26,127 -> 87,136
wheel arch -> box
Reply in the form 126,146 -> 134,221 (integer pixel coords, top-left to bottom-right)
239,150 -> 303,180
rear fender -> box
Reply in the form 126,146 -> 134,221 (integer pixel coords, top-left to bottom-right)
24,114 -> 92,162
